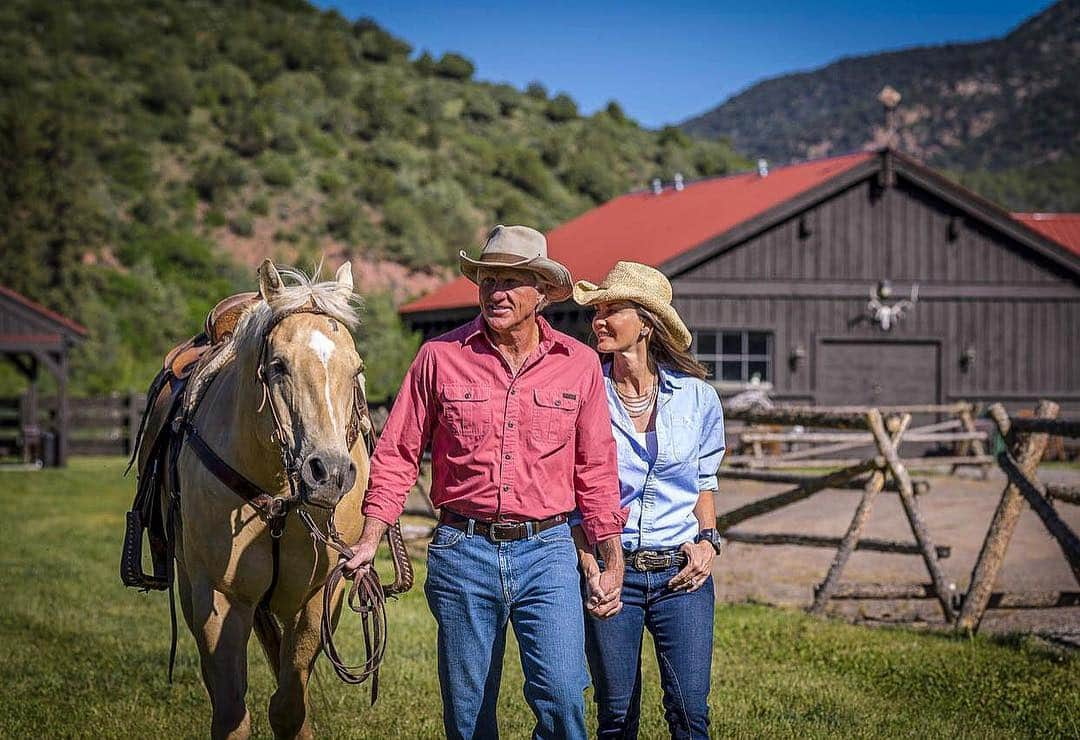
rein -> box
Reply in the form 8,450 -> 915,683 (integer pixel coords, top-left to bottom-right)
178,302 -> 411,701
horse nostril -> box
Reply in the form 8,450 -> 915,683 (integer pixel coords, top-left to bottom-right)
341,461 -> 357,492
303,456 -> 330,486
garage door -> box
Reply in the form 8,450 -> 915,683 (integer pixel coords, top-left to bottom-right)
816,340 -> 940,408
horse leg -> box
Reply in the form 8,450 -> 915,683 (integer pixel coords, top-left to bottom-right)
268,588 -> 336,740
188,573 -> 257,740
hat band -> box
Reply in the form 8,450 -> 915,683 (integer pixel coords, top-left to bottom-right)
474,252 -> 538,266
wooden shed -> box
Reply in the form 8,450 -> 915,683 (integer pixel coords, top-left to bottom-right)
401,149 -> 1080,414
0,286 -> 87,465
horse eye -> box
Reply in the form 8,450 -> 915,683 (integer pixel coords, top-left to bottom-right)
266,358 -> 287,376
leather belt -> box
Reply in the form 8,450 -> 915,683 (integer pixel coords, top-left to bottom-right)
627,549 -> 689,572
438,510 -> 568,543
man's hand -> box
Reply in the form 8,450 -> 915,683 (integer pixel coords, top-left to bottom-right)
587,536 -> 625,619
342,519 -> 389,579
668,541 -> 716,592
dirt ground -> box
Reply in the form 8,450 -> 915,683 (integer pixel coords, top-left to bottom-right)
711,465 -> 1080,641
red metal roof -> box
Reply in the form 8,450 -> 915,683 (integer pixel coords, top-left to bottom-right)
1011,213 -> 1080,258
0,285 -> 89,337
402,152 -> 875,314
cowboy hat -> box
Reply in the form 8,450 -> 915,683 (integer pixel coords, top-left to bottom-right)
459,225 -> 573,303
572,261 -> 692,351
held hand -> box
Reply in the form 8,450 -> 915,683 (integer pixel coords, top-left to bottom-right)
342,540 -> 378,580
587,569 -> 624,619
669,541 -> 716,592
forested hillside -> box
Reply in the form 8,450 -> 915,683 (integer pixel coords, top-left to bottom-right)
681,0 -> 1080,211
0,0 -> 746,398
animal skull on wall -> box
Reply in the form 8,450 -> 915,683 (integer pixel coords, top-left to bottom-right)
867,280 -> 918,331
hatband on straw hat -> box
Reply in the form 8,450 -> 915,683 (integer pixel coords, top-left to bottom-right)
459,225 -> 572,303
572,261 -> 692,351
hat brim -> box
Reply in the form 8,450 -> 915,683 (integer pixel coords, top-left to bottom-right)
460,251 -> 573,303
573,281 -> 692,351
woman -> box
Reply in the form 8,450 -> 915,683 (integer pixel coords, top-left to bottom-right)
572,261 -> 725,740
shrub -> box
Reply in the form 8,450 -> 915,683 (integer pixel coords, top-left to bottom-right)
658,125 -> 690,148
545,93 -> 578,122
324,197 -> 359,241
191,154 -> 249,202
204,209 -> 226,227
199,62 -> 255,107
525,81 -> 548,100
249,194 -> 270,216
413,51 -> 436,76
435,53 -> 475,81
463,91 -> 498,122
316,169 -> 347,194
228,213 -> 254,237
259,153 -> 296,188
142,62 -> 195,115
496,146 -> 555,199
359,26 -> 411,62
604,100 -> 627,124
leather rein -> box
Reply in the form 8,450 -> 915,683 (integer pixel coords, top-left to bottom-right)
179,302 -> 412,701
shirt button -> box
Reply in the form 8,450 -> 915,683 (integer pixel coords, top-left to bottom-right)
503,485 -> 510,491
554,400 -> 561,407
504,453 -> 512,460
510,389 -> 517,396
507,421 -> 514,429
464,392 -> 471,399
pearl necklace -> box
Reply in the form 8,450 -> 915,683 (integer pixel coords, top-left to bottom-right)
615,378 -> 658,418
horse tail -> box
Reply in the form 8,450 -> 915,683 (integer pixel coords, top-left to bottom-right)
253,604 -> 282,679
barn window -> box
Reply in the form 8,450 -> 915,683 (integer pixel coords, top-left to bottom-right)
692,330 -> 772,382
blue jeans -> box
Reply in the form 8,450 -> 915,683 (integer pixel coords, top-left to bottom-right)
424,521 -> 589,740
584,560 -> 714,739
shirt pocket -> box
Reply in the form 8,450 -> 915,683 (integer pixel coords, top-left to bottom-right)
528,388 -> 579,449
667,413 -> 700,463
440,384 -> 492,439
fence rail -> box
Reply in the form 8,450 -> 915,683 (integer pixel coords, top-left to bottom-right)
0,393 -> 145,461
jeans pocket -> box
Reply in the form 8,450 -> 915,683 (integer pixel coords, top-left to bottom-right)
537,523 -> 572,544
427,524 -> 465,550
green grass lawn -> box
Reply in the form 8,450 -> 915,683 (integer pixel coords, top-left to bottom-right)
1,459 -> 1077,738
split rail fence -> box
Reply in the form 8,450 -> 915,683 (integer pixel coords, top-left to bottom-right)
725,401 -> 994,470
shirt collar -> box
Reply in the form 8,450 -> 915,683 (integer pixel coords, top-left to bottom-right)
464,314 -> 572,356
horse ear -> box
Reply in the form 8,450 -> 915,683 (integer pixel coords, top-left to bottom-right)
259,259 -> 283,301
335,261 -> 354,291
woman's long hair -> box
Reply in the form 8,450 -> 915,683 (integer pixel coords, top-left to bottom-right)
635,305 -> 708,379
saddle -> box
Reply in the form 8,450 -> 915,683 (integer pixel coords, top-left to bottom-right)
121,292 -> 260,591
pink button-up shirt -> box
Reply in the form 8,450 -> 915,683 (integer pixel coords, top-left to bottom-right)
363,315 -> 626,545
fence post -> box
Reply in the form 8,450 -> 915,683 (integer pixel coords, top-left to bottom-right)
956,400 -> 1059,632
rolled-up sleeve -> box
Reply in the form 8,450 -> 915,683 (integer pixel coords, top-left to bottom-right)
697,387 -> 726,492
572,359 -> 627,544
362,344 -> 435,526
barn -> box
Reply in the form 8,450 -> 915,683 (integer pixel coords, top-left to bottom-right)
0,286 -> 87,465
400,149 -> 1080,414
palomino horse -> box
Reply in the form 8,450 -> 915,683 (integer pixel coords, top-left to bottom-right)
139,260 -> 387,739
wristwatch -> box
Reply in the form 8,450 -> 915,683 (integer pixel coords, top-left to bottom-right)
694,528 -> 724,555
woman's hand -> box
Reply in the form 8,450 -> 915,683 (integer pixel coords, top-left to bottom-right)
668,541 -> 715,592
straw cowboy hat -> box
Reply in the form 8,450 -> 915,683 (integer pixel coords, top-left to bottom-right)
573,261 -> 692,351
459,225 -> 573,303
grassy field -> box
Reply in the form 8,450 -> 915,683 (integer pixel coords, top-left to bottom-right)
1,459 -> 1077,739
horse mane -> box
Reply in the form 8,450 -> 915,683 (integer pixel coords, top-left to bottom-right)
233,266 -> 362,357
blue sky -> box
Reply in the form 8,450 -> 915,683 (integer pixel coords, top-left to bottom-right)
316,1 -> 1053,128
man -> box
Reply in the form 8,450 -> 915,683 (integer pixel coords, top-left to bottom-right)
345,225 -> 627,739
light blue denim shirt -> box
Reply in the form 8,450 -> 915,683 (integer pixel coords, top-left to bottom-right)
605,364 -> 726,550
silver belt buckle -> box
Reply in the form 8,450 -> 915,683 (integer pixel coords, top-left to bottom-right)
488,522 -> 517,542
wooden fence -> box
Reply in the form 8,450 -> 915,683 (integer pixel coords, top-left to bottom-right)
724,401 -> 994,470
0,393 -> 145,461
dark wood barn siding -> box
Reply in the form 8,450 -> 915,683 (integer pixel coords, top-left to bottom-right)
673,176 -> 1080,411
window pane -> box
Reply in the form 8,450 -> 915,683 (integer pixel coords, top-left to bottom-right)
748,360 -> 769,382
747,332 -> 769,356
721,360 -> 743,381
722,332 -> 742,355
700,360 -> 716,379
696,332 -> 716,356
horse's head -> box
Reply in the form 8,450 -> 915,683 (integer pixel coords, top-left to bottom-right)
256,259 -> 366,509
